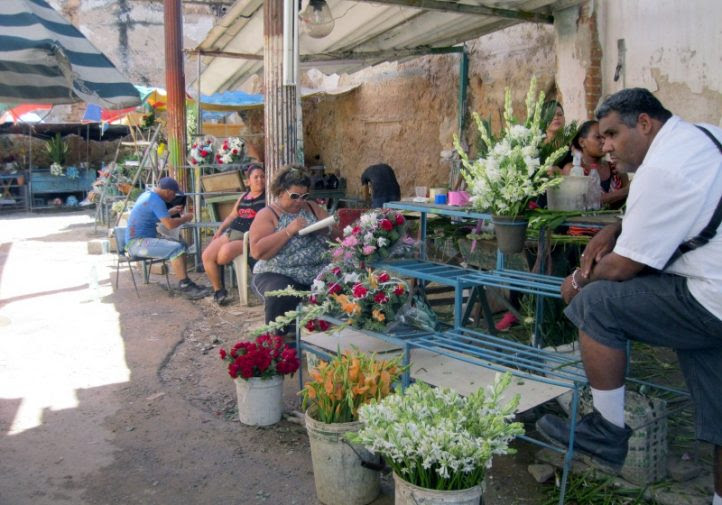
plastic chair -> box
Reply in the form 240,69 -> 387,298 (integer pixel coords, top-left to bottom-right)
231,232 -> 251,306
113,226 -> 172,297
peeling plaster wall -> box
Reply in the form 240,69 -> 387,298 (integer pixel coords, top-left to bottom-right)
46,1 -> 214,88
597,0 -> 722,125
554,3 -> 595,123
302,23 -> 556,200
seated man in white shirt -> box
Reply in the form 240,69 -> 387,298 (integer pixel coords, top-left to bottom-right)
535,88 -> 722,505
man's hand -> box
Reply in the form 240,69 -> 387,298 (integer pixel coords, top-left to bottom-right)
561,274 -> 580,304
580,222 -> 621,279
169,204 -> 184,215
181,212 -> 193,223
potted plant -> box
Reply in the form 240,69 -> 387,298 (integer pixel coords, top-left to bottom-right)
46,133 -> 68,176
219,333 -> 300,426
453,77 -> 569,254
300,350 -> 404,505
349,373 -> 524,505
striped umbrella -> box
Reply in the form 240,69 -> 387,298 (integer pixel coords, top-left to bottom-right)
0,0 -> 141,109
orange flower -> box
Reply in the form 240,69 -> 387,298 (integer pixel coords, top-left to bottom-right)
349,358 -> 361,381
372,309 -> 385,322
333,294 -> 361,316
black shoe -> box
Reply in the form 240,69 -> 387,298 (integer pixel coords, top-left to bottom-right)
536,410 -> 632,472
213,288 -> 230,306
178,279 -> 212,300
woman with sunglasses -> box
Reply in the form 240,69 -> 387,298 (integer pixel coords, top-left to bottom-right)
249,165 -> 338,334
201,163 -> 266,305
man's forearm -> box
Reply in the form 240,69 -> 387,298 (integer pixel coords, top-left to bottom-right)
167,215 -> 190,229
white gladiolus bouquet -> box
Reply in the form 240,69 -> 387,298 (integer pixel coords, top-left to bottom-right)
454,77 -> 568,217
348,373 -> 524,491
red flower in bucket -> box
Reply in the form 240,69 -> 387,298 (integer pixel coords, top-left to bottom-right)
219,334 -> 299,380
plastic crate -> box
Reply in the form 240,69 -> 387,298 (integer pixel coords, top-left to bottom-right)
622,391 -> 668,485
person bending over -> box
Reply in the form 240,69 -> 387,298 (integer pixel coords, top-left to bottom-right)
361,163 -> 401,208
125,177 -> 211,300
202,164 -> 265,305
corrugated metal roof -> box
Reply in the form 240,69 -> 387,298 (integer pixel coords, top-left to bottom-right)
194,0 -> 577,94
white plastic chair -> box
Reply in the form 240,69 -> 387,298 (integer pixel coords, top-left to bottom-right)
231,232 -> 251,306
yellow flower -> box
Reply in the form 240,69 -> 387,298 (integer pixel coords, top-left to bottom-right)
372,309 -> 385,322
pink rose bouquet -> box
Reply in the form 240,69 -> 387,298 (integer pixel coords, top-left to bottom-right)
332,209 -> 416,268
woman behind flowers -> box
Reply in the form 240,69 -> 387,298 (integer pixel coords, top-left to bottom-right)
562,120 -> 629,208
249,165 -> 340,335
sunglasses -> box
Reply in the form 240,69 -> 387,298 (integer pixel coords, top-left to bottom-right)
286,190 -> 310,201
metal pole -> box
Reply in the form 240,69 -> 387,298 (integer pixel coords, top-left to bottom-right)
194,53 -> 203,270
264,0 -> 298,198
28,124 -> 33,211
163,0 -> 188,189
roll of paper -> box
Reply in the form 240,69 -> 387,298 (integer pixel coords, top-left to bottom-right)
298,215 -> 336,236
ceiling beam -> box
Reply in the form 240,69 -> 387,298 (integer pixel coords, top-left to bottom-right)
353,0 -> 554,24
302,45 -> 464,64
186,49 -> 263,60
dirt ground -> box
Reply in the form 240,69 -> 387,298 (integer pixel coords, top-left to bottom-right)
0,211 -> 573,505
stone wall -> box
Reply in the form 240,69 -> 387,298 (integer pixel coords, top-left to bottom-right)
301,23 -> 556,200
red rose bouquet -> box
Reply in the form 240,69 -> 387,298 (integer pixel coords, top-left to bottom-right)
305,265 -> 409,332
219,333 -> 300,380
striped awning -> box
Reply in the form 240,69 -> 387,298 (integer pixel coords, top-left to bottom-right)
0,0 -> 141,109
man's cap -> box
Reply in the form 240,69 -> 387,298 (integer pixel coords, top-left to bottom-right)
158,177 -> 183,195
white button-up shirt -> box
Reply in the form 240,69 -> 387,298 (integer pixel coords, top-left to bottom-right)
614,115 -> 722,320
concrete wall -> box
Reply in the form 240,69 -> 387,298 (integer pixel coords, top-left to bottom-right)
44,0 -> 215,122
556,0 -> 722,126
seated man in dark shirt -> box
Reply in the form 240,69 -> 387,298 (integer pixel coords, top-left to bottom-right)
361,163 -> 401,208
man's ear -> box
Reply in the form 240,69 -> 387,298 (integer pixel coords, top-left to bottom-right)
637,113 -> 654,135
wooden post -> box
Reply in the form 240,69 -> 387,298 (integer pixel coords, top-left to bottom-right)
164,0 -> 188,188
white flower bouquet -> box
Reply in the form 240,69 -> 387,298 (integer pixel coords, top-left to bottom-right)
50,162 -> 64,176
215,137 -> 245,166
349,373 -> 524,491
454,77 -> 568,217
188,136 -> 215,167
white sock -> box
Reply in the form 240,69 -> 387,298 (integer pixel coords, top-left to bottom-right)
591,386 -> 626,428
712,493 -> 722,505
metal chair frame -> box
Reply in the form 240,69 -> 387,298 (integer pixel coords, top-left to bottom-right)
113,227 -> 172,297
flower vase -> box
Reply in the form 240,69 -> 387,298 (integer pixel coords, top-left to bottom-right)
491,215 -> 529,255
393,472 -> 484,505
234,376 -> 284,426
305,410 -> 381,505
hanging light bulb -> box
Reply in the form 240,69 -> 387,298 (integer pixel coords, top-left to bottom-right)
300,0 -> 334,39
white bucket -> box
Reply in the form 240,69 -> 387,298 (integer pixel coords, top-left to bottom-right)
234,376 -> 284,426
305,410 -> 381,505
393,472 -> 484,505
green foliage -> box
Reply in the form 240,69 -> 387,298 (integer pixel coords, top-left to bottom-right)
543,471 -> 656,505
46,133 -> 68,165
